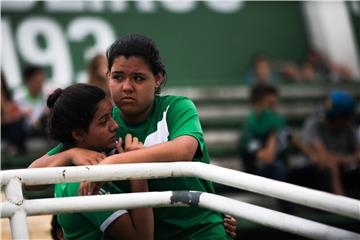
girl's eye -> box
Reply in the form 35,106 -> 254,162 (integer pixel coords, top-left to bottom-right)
100,118 -> 108,125
113,75 -> 124,81
133,75 -> 145,82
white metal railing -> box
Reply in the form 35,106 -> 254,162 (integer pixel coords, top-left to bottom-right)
1,162 -> 359,240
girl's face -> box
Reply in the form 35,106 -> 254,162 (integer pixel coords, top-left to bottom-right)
108,56 -> 163,124
76,99 -> 118,152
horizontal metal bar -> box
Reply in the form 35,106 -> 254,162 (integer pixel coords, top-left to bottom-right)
3,191 -> 177,217
2,191 -> 359,240
198,193 -> 359,240
1,162 -> 359,219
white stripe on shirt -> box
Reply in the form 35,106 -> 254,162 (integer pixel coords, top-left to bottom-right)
100,209 -> 128,232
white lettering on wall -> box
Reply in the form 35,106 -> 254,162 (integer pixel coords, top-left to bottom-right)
68,17 -> 115,60
1,1 -> 36,11
2,1 -> 247,89
110,1 -> 129,12
135,1 -> 157,13
1,19 -> 22,88
85,2 -> 106,12
16,18 -> 73,88
46,1 -> 85,12
205,1 -> 245,13
67,17 -> 115,83
161,1 -> 197,13
3,0 -> 246,13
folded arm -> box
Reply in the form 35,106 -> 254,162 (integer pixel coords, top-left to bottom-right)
101,135 -> 198,165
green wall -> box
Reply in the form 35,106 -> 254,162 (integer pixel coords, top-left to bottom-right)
2,1 -> 309,87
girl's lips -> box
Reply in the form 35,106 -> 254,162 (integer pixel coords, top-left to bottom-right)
122,96 -> 134,100
121,97 -> 135,103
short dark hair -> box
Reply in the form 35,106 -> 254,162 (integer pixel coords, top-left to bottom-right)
23,65 -> 43,83
106,34 -> 166,94
47,83 -> 106,146
250,84 -> 278,103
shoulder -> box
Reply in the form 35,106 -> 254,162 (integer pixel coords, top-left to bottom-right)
112,106 -> 120,115
158,95 -> 196,111
112,106 -> 122,123
47,143 -> 69,156
158,95 -> 193,104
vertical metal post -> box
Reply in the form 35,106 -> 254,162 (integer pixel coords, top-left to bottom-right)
5,177 -> 29,239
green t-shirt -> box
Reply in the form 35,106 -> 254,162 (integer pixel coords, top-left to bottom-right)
239,109 -> 287,165
50,147 -> 127,240
55,182 -> 127,240
112,95 -> 228,240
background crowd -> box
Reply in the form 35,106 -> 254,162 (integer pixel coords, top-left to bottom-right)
2,48 -> 359,198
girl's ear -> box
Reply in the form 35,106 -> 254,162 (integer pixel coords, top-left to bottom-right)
72,129 -> 86,143
106,71 -> 111,81
155,72 -> 164,88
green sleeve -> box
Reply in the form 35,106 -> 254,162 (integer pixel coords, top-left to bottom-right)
60,182 -> 127,232
166,97 -> 205,157
47,143 -> 65,156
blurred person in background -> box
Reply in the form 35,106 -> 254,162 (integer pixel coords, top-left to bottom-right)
238,84 -> 293,212
1,72 -> 27,155
299,61 -> 323,82
14,65 -> 49,137
239,84 -> 288,179
304,49 -> 353,83
244,53 -> 279,85
277,62 -> 301,83
87,53 -> 110,96
302,90 -> 359,196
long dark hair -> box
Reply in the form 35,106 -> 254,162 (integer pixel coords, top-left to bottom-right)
47,83 -> 106,146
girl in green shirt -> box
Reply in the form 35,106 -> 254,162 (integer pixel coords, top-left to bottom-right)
45,83 -> 153,240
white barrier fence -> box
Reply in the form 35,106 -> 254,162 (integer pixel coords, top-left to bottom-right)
1,162 -> 359,240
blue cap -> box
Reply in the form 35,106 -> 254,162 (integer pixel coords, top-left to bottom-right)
325,90 -> 356,118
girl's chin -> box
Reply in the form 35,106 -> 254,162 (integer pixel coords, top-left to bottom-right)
108,143 -> 117,150
96,145 -> 115,153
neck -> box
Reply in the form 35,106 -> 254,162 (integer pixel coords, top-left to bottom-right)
122,101 -> 154,125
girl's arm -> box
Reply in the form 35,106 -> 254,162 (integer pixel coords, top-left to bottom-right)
101,135 -> 198,165
256,133 -> 277,164
28,148 -> 106,168
27,148 -> 105,191
105,180 -> 153,240
78,134 -> 198,196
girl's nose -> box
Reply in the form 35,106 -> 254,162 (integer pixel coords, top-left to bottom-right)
122,78 -> 133,92
110,117 -> 118,131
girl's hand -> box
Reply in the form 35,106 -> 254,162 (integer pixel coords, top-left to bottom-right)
79,135 -> 144,195
69,148 -> 106,166
224,214 -> 237,239
78,181 -> 104,196
124,134 -> 144,152
115,137 -> 124,153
